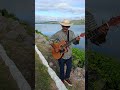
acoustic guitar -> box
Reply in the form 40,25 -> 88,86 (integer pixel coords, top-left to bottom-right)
51,33 -> 85,60
51,16 -> 120,59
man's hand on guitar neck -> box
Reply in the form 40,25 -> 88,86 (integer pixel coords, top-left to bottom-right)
75,33 -> 85,41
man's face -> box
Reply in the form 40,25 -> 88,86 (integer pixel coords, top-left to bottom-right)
62,25 -> 70,32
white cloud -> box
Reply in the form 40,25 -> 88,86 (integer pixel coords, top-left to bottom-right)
35,0 -> 85,21
35,1 -> 84,14
54,3 -> 71,9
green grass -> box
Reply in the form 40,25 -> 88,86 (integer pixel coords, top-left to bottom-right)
0,57 -> 19,90
87,51 -> 120,90
72,48 -> 85,68
35,52 -> 57,90
35,30 -> 49,40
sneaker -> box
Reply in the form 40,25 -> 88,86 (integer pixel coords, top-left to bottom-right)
64,79 -> 72,86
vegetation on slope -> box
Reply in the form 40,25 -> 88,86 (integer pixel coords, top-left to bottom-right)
0,9 -> 35,89
35,52 -> 57,90
72,48 -> 85,68
35,30 -> 49,40
87,51 -> 120,90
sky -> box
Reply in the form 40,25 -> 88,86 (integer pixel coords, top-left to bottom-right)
35,0 -> 85,22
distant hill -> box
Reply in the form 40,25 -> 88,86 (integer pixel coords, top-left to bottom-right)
36,19 -> 85,25
35,21 -> 58,24
71,19 -> 85,25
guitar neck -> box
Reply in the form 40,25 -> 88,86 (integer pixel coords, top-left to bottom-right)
86,23 -> 109,39
63,38 -> 78,47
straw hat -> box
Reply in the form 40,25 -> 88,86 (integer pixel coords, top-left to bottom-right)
60,19 -> 73,26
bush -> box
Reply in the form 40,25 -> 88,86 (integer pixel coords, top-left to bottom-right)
72,48 -> 85,68
35,30 -> 49,40
87,51 -> 120,90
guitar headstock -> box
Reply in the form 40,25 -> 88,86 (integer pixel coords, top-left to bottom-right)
108,16 -> 120,26
80,33 -> 85,37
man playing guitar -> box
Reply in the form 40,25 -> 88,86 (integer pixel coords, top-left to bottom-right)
49,19 -> 84,86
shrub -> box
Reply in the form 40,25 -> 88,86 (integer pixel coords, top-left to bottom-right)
72,48 -> 85,68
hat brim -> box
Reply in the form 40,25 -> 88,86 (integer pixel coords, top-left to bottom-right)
60,22 -> 73,26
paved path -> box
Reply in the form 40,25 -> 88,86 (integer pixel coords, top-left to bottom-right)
0,44 -> 31,90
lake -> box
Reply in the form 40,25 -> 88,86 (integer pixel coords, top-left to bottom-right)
35,24 -> 85,50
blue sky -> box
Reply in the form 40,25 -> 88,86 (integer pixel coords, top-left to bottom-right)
35,0 -> 85,22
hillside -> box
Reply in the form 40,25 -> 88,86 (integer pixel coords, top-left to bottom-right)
71,19 -> 85,25
36,19 -> 85,25
0,10 -> 34,89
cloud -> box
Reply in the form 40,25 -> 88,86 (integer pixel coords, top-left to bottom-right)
36,2 -> 84,14
35,0 -> 85,21
54,3 -> 70,9
54,3 -> 85,14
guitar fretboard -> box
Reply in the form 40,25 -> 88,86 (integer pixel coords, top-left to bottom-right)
86,23 -> 109,39
66,38 -> 76,47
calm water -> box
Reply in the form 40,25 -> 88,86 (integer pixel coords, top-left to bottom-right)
35,24 -> 85,50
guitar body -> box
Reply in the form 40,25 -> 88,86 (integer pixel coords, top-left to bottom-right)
51,40 -> 68,60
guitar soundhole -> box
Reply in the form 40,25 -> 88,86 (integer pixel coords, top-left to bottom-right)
59,49 -> 65,53
60,45 -> 65,53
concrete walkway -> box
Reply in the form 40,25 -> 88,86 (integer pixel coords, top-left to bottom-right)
0,44 -> 31,90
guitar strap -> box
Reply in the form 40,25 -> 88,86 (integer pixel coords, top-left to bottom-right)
67,30 -> 69,42
66,30 -> 69,51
